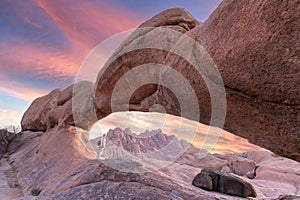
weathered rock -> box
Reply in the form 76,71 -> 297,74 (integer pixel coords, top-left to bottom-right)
192,171 -> 213,191
7,131 -> 43,155
21,81 -> 95,131
242,150 -> 300,198
21,89 -> 61,131
23,181 -> 182,200
93,1 -> 300,161
220,165 -> 233,174
94,8 -> 199,117
228,159 -> 256,176
139,8 -> 200,31
192,169 -> 257,198
12,126 -> 225,199
12,5 -> 300,200
246,169 -> 256,179
185,0 -> 300,162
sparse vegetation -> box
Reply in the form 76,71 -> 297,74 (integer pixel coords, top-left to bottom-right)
31,188 -> 42,196
0,125 -> 21,134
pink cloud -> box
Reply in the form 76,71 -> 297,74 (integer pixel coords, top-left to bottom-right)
0,0 -> 144,102
23,16 -> 43,29
0,77 -> 46,102
0,42 -> 81,82
34,0 -> 142,52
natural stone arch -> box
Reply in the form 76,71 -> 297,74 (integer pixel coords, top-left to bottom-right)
22,5 -> 299,162
92,4 -> 299,161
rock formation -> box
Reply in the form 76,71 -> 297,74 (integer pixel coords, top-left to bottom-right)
21,81 -> 96,131
192,169 -> 257,198
92,0 -> 300,161
20,1 -> 299,161
185,0 -> 300,162
10,2 -> 300,199
10,125 -> 233,199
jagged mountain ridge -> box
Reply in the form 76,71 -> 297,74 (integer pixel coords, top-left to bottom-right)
91,128 -> 192,155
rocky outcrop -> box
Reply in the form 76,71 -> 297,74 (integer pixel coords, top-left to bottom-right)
139,8 -> 200,31
15,5 -> 300,200
184,0 -> 300,162
19,2 -> 299,161
0,129 -> 16,159
11,125 -> 235,200
93,1 -> 300,161
21,88 -> 61,131
192,169 -> 257,198
10,124 -> 300,199
21,81 -> 96,131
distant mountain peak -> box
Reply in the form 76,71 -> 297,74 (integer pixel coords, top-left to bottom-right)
100,127 -> 175,154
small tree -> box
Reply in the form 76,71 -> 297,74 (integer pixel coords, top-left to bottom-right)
3,125 -> 21,134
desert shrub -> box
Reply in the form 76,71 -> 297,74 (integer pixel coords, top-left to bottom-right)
31,188 -> 42,196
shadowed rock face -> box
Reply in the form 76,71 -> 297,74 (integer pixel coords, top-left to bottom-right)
93,1 -> 300,161
192,169 -> 257,198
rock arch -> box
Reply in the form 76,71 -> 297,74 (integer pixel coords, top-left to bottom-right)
22,3 -> 299,161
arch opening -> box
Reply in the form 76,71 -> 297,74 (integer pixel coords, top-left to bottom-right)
87,111 -> 262,173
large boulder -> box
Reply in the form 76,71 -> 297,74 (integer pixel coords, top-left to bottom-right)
21,81 -> 96,131
21,89 -> 61,131
192,169 -> 257,198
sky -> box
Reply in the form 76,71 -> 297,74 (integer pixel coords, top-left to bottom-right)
0,0 -> 223,127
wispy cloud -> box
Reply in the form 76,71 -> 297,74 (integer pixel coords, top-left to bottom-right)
0,42 -> 80,82
0,0 -> 143,103
34,0 -> 142,52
